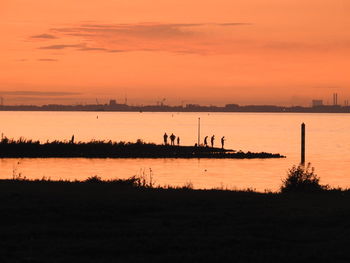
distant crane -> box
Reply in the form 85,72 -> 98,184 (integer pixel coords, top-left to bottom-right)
156,98 -> 166,106
96,98 -> 99,105
160,98 -> 166,106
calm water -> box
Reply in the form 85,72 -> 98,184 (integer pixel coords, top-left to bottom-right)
0,111 -> 350,191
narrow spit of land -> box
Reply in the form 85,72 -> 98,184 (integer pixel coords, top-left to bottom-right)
0,138 -> 285,158
1,179 -> 350,262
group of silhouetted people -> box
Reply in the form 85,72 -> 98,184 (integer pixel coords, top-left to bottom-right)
204,135 -> 225,149
164,132 -> 225,148
163,133 -> 180,146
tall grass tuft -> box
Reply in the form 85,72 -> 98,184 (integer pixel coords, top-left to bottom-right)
134,168 -> 155,188
85,175 -> 103,183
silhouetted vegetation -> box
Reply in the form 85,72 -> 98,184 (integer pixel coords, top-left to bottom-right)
1,177 -> 350,262
10,171 -> 157,189
84,175 -> 156,188
281,163 -> 329,193
0,137 -> 285,159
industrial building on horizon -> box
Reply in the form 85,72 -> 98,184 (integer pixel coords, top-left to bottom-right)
312,100 -> 323,107
312,93 -> 350,108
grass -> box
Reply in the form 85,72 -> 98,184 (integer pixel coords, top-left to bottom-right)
1,167 -> 350,262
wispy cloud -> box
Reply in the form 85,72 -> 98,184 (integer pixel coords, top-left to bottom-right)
0,91 -> 81,96
39,43 -> 127,53
34,22 -> 251,55
218,23 -> 252,26
31,34 -> 57,39
39,44 -> 84,50
53,22 -> 249,40
38,58 -> 58,62
77,45 -> 125,53
32,22 -> 350,56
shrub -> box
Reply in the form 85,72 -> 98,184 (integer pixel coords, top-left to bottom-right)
136,139 -> 144,144
281,163 -> 328,193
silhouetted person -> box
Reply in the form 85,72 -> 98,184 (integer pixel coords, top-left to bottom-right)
170,133 -> 176,146
221,136 -> 225,149
204,136 -> 208,147
163,133 -> 168,145
211,135 -> 215,147
71,135 -> 75,144
177,137 -> 180,146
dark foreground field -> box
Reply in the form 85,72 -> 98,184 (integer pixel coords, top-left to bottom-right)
1,180 -> 350,263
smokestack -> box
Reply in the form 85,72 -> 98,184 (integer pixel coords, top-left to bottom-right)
335,93 -> 337,105
333,93 -> 338,106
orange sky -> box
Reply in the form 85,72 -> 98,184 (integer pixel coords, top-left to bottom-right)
1,0 -> 349,106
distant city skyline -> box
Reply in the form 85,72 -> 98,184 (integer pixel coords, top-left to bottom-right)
0,90 -> 348,107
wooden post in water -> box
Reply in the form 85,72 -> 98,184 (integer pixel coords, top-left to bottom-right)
301,123 -> 305,165
197,117 -> 201,146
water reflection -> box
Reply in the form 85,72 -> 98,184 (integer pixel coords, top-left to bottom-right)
0,112 -> 350,191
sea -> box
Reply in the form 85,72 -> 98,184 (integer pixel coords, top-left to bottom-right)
0,111 -> 349,191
